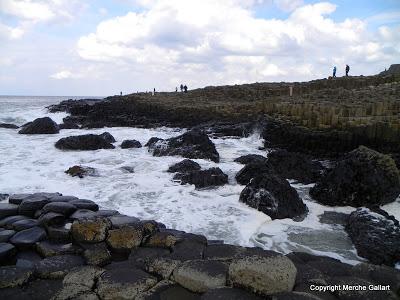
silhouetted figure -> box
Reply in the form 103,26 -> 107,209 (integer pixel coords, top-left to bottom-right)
183,85 -> 188,93
345,64 -> 350,76
120,91 -> 122,96
333,66 -> 337,78
175,87 -> 178,92
153,88 -> 156,96
180,84 -> 183,92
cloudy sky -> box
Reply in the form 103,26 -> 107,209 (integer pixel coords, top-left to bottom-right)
0,0 -> 399,96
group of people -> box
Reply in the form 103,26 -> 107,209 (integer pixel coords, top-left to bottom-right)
178,84 -> 188,93
332,64 -> 350,77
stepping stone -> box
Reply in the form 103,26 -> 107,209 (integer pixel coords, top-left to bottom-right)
11,219 -> 39,231
0,266 -> 32,288
15,251 -> 42,269
70,209 -> 97,220
34,255 -> 85,279
0,229 -> 16,242
42,202 -> 77,216
204,244 -> 246,261
71,218 -> 111,243
0,243 -> 17,264
19,196 -> 50,217
70,199 -> 99,211
38,212 -> 65,226
8,194 -> 31,205
109,215 -> 140,228
0,203 -> 19,219
9,227 -> 47,248
106,226 -> 143,252
97,267 -> 157,299
81,242 -> 111,267
36,241 -> 82,257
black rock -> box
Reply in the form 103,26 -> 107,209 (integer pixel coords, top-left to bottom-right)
121,139 -> 142,149
175,167 -> 228,189
36,240 -> 82,257
109,215 -> 140,228
69,199 -> 99,211
120,166 -> 135,173
47,224 -> 71,242
0,203 -> 19,219
55,134 -> 115,150
95,210 -> 120,217
15,251 -> 42,269
345,208 -> 400,267
65,165 -> 97,178
38,212 -> 65,226
34,255 -> 85,279
25,279 -> 63,300
42,202 -> 77,216
19,195 -> 51,217
81,242 -> 111,266
235,163 -> 270,185
148,130 -> 220,162
8,194 -> 31,205
145,137 -> 163,147
18,117 -> 59,134
0,230 -> 16,243
100,132 -> 116,143
0,243 -> 17,264
310,146 -> 400,207
11,219 -> 39,231
9,227 -> 47,248
48,195 -> 78,202
239,173 -> 307,220
0,266 -> 32,288
59,121 -> 79,129
0,123 -> 19,129
167,159 -> 201,173
318,211 -> 349,226
70,209 -> 97,220
0,215 -> 29,228
234,154 -> 267,165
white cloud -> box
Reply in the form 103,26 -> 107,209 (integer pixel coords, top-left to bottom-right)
274,0 -> 303,12
0,22 -> 24,39
50,70 -> 77,79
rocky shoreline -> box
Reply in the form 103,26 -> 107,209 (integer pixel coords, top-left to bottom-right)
1,192 -> 399,300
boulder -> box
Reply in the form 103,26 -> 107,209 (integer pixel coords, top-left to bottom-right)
234,154 -> 268,165
106,225 -> 144,252
81,242 -> 111,266
69,199 -> 99,211
11,219 -> 38,231
128,247 -> 171,270
0,123 -> 19,129
42,202 -> 77,216
0,230 -> 16,242
167,159 -> 201,173
0,243 -> 17,264
55,134 -> 115,150
48,195 -> 78,202
38,212 -> 65,226
121,139 -> 142,149
145,137 -> 163,147
172,260 -> 228,293
9,226 -> 47,248
34,255 -> 85,279
145,257 -> 181,279
26,279 -> 64,300
310,146 -> 400,206
228,252 -> 297,296
63,265 -> 104,289
65,165 -> 97,178
59,121 -> 79,129
108,215 -> 140,228
15,250 -> 42,269
70,209 -> 97,220
0,266 -> 32,288
235,163 -> 270,185
175,168 -> 228,189
36,241 -> 82,257
96,267 -> 158,300
99,132 -> 116,143
136,280 -> 200,300
19,195 -> 51,217
8,193 -> 31,205
47,225 -> 71,242
239,174 -> 307,220
204,244 -> 246,261
0,203 -> 19,219
144,230 -> 184,248
345,208 -> 400,267
170,239 -> 206,261
148,130 -> 220,162
18,117 -> 59,134
71,218 -> 111,243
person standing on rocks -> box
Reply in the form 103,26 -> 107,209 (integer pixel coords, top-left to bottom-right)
346,64 -> 350,76
333,66 -> 337,78
180,84 -> 184,92
184,85 -> 188,93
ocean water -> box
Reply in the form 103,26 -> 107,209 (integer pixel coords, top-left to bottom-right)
1,95 -> 399,265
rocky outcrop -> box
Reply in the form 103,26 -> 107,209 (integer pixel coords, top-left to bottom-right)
235,163 -> 270,185
239,173 -> 307,220
345,208 -> 400,267
174,167 -> 228,189
121,139 -> 142,149
167,159 -> 201,173
55,134 -> 115,150
99,132 -> 116,143
234,154 -> 267,165
0,123 -> 19,129
310,146 -> 400,207
65,166 -> 97,178
148,130 -> 220,162
18,117 -> 59,134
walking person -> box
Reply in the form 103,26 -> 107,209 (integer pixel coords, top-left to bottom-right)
333,66 -> 337,78
345,64 -> 350,77
180,84 -> 183,92
183,85 -> 188,93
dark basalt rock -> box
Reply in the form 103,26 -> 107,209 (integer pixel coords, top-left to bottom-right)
100,132 -> 116,143
69,199 -> 99,211
0,203 -> 19,219
234,154 -> 267,165
55,134 -> 115,150
19,195 -> 51,217
141,282 -> 201,300
34,254 -> 85,279
11,219 -> 38,231
18,117 -> 59,134
38,212 -> 65,227
0,266 -> 32,288
81,242 -> 111,266
0,243 -> 17,264
108,215 -> 140,228
8,194 -> 31,205
175,167 -> 228,189
201,122 -> 254,138
0,230 -> 16,243
15,251 -> 42,269
42,202 -> 77,216
318,211 -> 349,226
121,139 -> 142,149
0,123 -> 19,129
9,227 -> 47,248
47,225 -> 71,242
201,287 -> 264,300
36,241 -> 82,257
70,209 -> 97,220
235,163 -> 270,185
310,146 -> 400,207
170,239 -> 206,261
167,159 -> 201,173
145,137 -> 163,147
25,279 -> 63,300
148,130 -> 220,163
65,165 -> 97,178
239,174 -> 307,220
48,195 -> 78,203
0,215 -> 28,228
345,208 -> 400,267
58,121 -> 80,129
204,244 -> 246,261
266,149 -> 324,184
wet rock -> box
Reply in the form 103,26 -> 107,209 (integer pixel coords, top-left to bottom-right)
148,130 -> 220,163
201,287 -> 263,300
96,210 -> 120,217
120,166 -> 135,173
42,202 -> 77,216
318,211 -> 349,226
234,154 -> 268,165
69,200 -> 99,211
167,159 -> 201,173
26,279 -> 63,300
11,219 -> 38,231
128,247 -> 171,270
204,244 -> 246,261
34,255 -> 85,279
100,132 -> 116,143
0,215 -> 28,228
239,174 -> 307,220
59,121 -> 79,129
310,146 -> 400,206
0,203 -> 19,219
345,208 -> 400,267
106,225 -> 144,252
108,215 -> 140,228
175,168 -> 228,189
9,226 -> 47,248
0,123 -> 19,129
81,242 -> 112,266
18,117 -> 59,134
137,280 -> 201,300
55,134 -> 115,150
38,212 -> 65,226
63,265 -> 104,288
170,239 -> 205,261
228,252 -> 297,296
70,209 -> 97,220
0,266 -> 32,288
96,267 -> 158,300
146,257 -> 181,279
202,122 -> 253,138
48,195 -> 78,202
144,230 -> 183,248
172,260 -> 228,293
47,224 -> 72,242
36,241 -> 82,257
8,193 -> 31,205
235,163 -> 270,185
71,218 -> 111,243
145,137 -> 163,147
121,139 -> 142,148
19,195 -> 51,217
0,243 -> 17,264
266,149 -> 324,184
0,229 -> 16,242
15,251 -> 42,269
65,165 -> 97,178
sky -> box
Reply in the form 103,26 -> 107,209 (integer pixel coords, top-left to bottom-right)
0,0 -> 399,96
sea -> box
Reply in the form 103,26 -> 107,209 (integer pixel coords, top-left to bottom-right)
1,95 -> 399,266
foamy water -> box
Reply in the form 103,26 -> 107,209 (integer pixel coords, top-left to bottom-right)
1,96 -> 399,265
